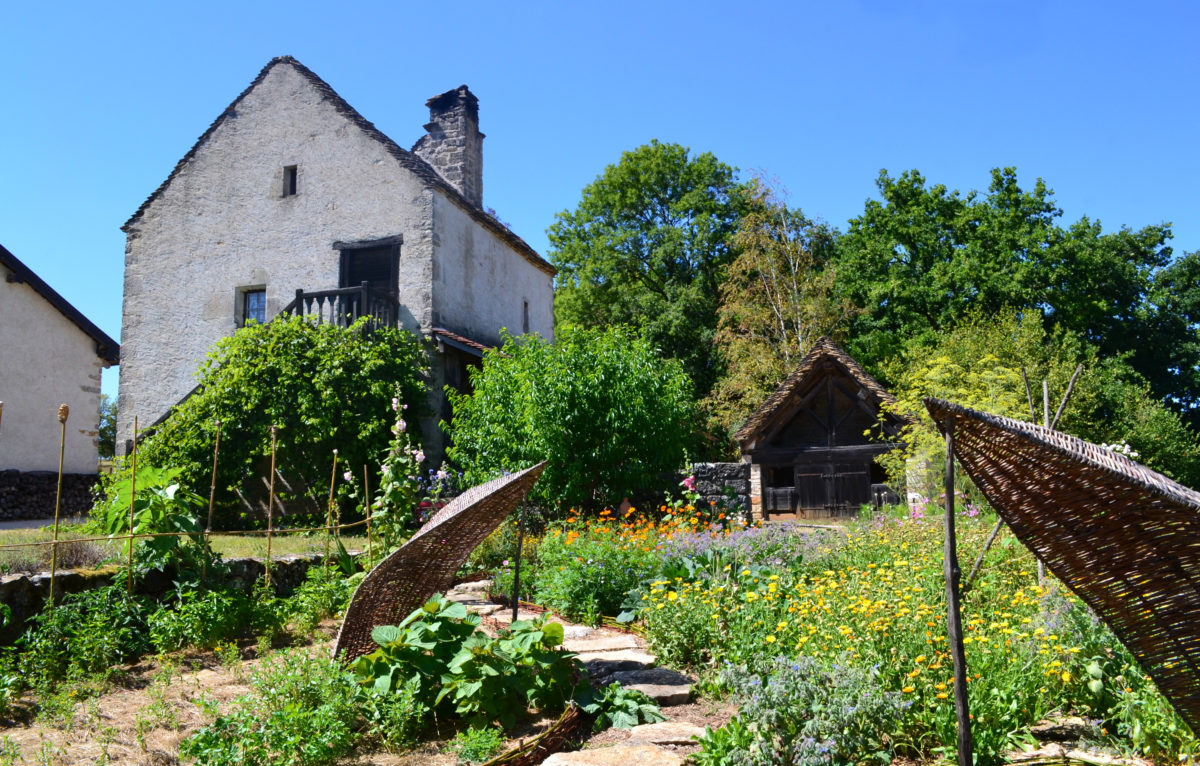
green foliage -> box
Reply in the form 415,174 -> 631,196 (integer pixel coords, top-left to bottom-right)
708,178 -> 850,439
148,587 -> 253,652
91,465 -> 206,572
833,167 -> 1199,426
446,326 -> 698,510
349,594 -> 581,730
877,309 -> 1200,492
446,726 -> 506,764
360,677 -> 429,753
577,683 -> 666,731
548,140 -> 752,397
97,393 -> 117,459
526,526 -> 660,624
19,584 -> 151,687
285,565 -> 353,635
181,649 -> 360,766
137,315 -> 428,526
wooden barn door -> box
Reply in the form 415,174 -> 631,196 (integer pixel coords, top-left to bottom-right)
832,461 -> 871,514
794,461 -> 831,515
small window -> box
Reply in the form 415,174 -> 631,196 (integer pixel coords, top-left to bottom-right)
282,165 -> 298,197
242,289 -> 266,326
522,300 -> 530,333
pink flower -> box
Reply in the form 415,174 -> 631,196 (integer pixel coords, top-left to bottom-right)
343,471 -> 352,482
391,397 -> 400,411
682,475 -> 696,492
415,450 -> 425,463
398,418 -> 407,433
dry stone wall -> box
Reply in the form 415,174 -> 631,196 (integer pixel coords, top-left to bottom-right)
0,471 -> 98,520
688,462 -> 751,515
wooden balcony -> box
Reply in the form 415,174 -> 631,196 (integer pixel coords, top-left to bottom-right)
280,282 -> 398,330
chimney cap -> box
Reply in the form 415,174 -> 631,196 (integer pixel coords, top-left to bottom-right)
426,85 -> 478,113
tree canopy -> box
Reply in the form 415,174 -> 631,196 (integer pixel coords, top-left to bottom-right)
547,140 -> 751,397
833,168 -> 1199,425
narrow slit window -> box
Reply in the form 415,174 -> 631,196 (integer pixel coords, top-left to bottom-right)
282,165 -> 298,197
522,300 -> 530,333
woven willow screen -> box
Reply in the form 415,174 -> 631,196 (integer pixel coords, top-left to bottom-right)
925,398 -> 1200,734
334,462 -> 547,662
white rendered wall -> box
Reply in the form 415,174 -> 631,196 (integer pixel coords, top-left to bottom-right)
430,191 -> 554,345
0,273 -> 105,473
118,63 -> 436,449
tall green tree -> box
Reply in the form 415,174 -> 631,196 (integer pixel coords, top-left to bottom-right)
547,140 -> 752,397
833,168 -> 1197,422
706,179 -> 850,438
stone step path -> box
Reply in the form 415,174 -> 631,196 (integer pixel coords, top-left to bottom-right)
446,581 -> 703,765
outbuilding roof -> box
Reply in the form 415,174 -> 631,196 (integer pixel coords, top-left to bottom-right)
121,56 -> 555,277
735,336 -> 899,448
0,243 -> 119,365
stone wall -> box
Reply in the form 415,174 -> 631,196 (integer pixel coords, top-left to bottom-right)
689,462 -> 751,515
0,470 -> 98,520
0,552 -> 341,644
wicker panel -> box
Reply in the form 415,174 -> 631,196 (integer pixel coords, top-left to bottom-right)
334,462 -> 547,662
925,398 -> 1200,734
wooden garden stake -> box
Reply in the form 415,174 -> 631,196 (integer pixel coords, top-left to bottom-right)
265,425 -> 277,589
942,422 -> 974,766
512,505 -> 525,623
49,404 -> 69,605
363,465 -> 372,567
203,420 -> 222,583
325,449 -> 339,569
127,416 -> 139,595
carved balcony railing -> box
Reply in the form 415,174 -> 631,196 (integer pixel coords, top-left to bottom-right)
280,282 -> 399,330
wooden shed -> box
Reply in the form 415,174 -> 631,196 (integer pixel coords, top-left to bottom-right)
736,337 -> 906,521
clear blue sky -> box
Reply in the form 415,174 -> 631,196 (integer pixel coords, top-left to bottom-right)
3,1 -> 1197,399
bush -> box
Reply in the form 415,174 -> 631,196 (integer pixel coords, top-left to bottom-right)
182,649 -> 360,766
136,315 -> 428,527
148,588 -> 254,652
90,465 -> 207,574
530,523 -> 660,624
446,326 -> 698,511
284,566 -> 354,634
19,584 -> 151,687
447,727 -> 505,764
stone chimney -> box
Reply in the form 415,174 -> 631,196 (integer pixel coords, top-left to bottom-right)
412,85 -> 484,208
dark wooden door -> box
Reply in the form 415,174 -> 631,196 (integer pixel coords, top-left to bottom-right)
832,461 -> 872,514
794,462 -> 830,514
340,246 -> 397,299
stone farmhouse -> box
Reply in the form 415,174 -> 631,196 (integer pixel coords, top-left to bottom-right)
0,243 -> 119,518
117,56 -> 555,462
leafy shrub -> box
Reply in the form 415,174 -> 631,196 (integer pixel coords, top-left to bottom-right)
702,656 -> 905,766
284,566 -> 353,635
137,315 -> 428,527
577,683 -> 665,730
349,594 -> 582,730
446,326 -> 698,510
359,677 -> 428,753
148,588 -> 253,652
447,726 -> 505,764
19,584 -> 151,686
367,394 -> 425,549
181,649 -> 360,766
529,518 -> 660,624
91,465 -> 207,573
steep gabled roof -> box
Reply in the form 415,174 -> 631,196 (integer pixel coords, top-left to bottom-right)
0,243 -> 120,364
122,56 -> 555,277
735,336 -> 898,448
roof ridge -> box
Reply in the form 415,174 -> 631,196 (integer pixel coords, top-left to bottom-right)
0,243 -> 120,364
122,57 -> 555,277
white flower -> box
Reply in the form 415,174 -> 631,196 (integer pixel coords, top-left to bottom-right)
398,419 -> 407,433
415,450 -> 425,463
343,471 -> 352,482
391,397 -> 400,411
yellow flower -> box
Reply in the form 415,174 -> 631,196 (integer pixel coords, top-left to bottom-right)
1061,671 -> 1071,683
902,686 -> 915,693
765,635 -> 776,644
937,692 -> 949,699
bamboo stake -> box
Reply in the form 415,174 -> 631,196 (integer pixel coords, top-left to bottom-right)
363,465 -> 372,568
0,517 -> 371,552
942,422 -> 973,766
203,420 -> 222,583
127,416 -> 139,594
49,404 -> 69,605
1038,382 -> 1049,586
265,425 -> 277,589
325,449 -> 339,569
